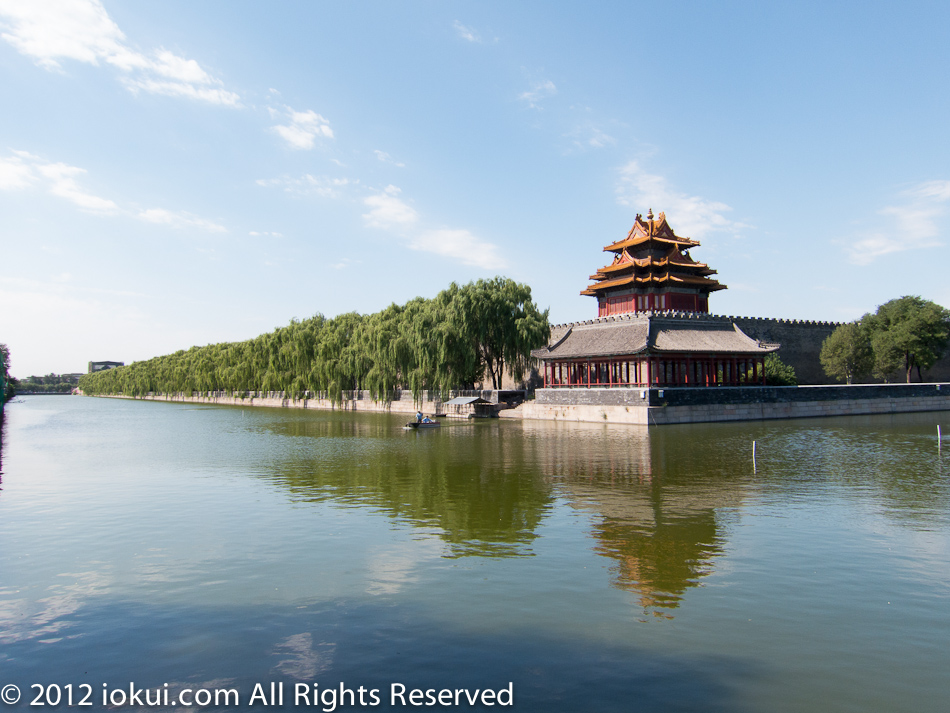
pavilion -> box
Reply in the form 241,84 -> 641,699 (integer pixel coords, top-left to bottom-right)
533,210 -> 778,388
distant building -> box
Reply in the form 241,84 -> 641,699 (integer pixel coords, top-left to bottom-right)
533,210 -> 777,387
88,361 -> 124,373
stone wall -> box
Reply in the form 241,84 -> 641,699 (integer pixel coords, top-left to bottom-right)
98,390 -> 450,415
522,383 -> 950,425
731,316 -> 838,384
537,382 -> 949,407
731,314 -> 950,384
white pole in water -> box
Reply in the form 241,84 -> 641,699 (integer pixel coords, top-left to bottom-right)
939,425 -> 942,452
753,440 -> 757,472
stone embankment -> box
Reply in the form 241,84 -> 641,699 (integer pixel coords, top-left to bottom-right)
95,384 -> 950,426
500,383 -> 950,425
96,389 -> 498,417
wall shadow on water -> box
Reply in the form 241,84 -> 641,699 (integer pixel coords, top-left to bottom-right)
2,597 -> 758,713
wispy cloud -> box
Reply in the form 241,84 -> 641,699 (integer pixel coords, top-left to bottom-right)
362,185 -> 418,229
410,229 -> 507,270
374,150 -> 405,167
37,161 -> 120,214
0,0 -> 239,106
453,20 -> 480,43
848,181 -> 950,265
256,174 -> 351,198
616,161 -> 741,239
0,152 -> 35,189
137,208 -> 226,233
519,79 -> 557,109
565,123 -> 616,150
270,106 -> 334,150
2,149 -> 225,229
363,185 -> 506,269
2,150 -> 118,214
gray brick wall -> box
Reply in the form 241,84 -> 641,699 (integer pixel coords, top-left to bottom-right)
537,383 -> 949,407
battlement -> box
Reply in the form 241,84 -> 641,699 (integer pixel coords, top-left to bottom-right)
551,311 -> 844,331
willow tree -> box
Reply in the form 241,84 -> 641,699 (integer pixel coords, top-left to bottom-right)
79,277 -> 550,398
1,343 -> 14,402
452,278 -> 550,390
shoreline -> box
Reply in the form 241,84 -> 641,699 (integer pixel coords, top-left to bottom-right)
86,382 -> 950,425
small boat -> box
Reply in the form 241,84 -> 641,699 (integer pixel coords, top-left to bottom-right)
404,419 -> 441,430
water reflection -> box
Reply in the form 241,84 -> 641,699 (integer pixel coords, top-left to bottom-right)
0,406 -> 6,490
254,415 -> 740,614
4,399 -> 949,712
256,415 -> 555,558
520,421 -> 738,613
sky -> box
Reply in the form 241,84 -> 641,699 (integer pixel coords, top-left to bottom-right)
2,0 -> 950,377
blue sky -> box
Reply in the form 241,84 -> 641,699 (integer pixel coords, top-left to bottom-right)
2,1 -> 949,376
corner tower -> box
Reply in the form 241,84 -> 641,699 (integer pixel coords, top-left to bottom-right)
581,210 -> 726,317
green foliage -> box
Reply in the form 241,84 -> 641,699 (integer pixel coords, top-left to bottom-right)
14,373 -> 81,393
861,296 -> 950,382
764,353 -> 797,386
79,278 -> 550,401
0,344 -> 13,402
820,322 -> 873,384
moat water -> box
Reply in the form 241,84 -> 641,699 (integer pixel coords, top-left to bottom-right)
1,396 -> 948,712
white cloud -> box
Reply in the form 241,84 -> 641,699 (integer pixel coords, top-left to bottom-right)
410,229 -> 507,270
453,20 -> 480,43
249,230 -> 283,238
256,174 -> 351,198
2,150 -> 119,214
35,161 -> 119,214
616,161 -> 740,239
137,208 -> 226,233
362,185 -> 418,229
2,149 -> 225,228
519,79 -> 557,109
374,150 -> 405,167
0,0 -> 239,105
586,128 -> 615,148
0,153 -> 36,189
361,185 -> 507,268
565,124 -> 616,150
271,107 -> 333,150
848,180 -> 950,264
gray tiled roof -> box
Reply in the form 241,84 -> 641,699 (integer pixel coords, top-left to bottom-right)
533,313 -> 779,360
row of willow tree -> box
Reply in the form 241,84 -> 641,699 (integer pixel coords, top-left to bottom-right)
820,296 -> 950,383
79,278 -> 550,402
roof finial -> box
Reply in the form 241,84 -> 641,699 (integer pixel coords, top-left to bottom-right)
647,208 -> 654,221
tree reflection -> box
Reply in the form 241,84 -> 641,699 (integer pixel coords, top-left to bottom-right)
256,414 -> 555,557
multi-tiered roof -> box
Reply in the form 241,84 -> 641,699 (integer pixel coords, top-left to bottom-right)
581,210 -> 725,314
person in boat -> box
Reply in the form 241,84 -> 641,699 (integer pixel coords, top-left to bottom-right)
416,410 -> 423,423
422,416 -> 434,423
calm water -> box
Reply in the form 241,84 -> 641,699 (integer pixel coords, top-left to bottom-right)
1,396 -> 948,712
